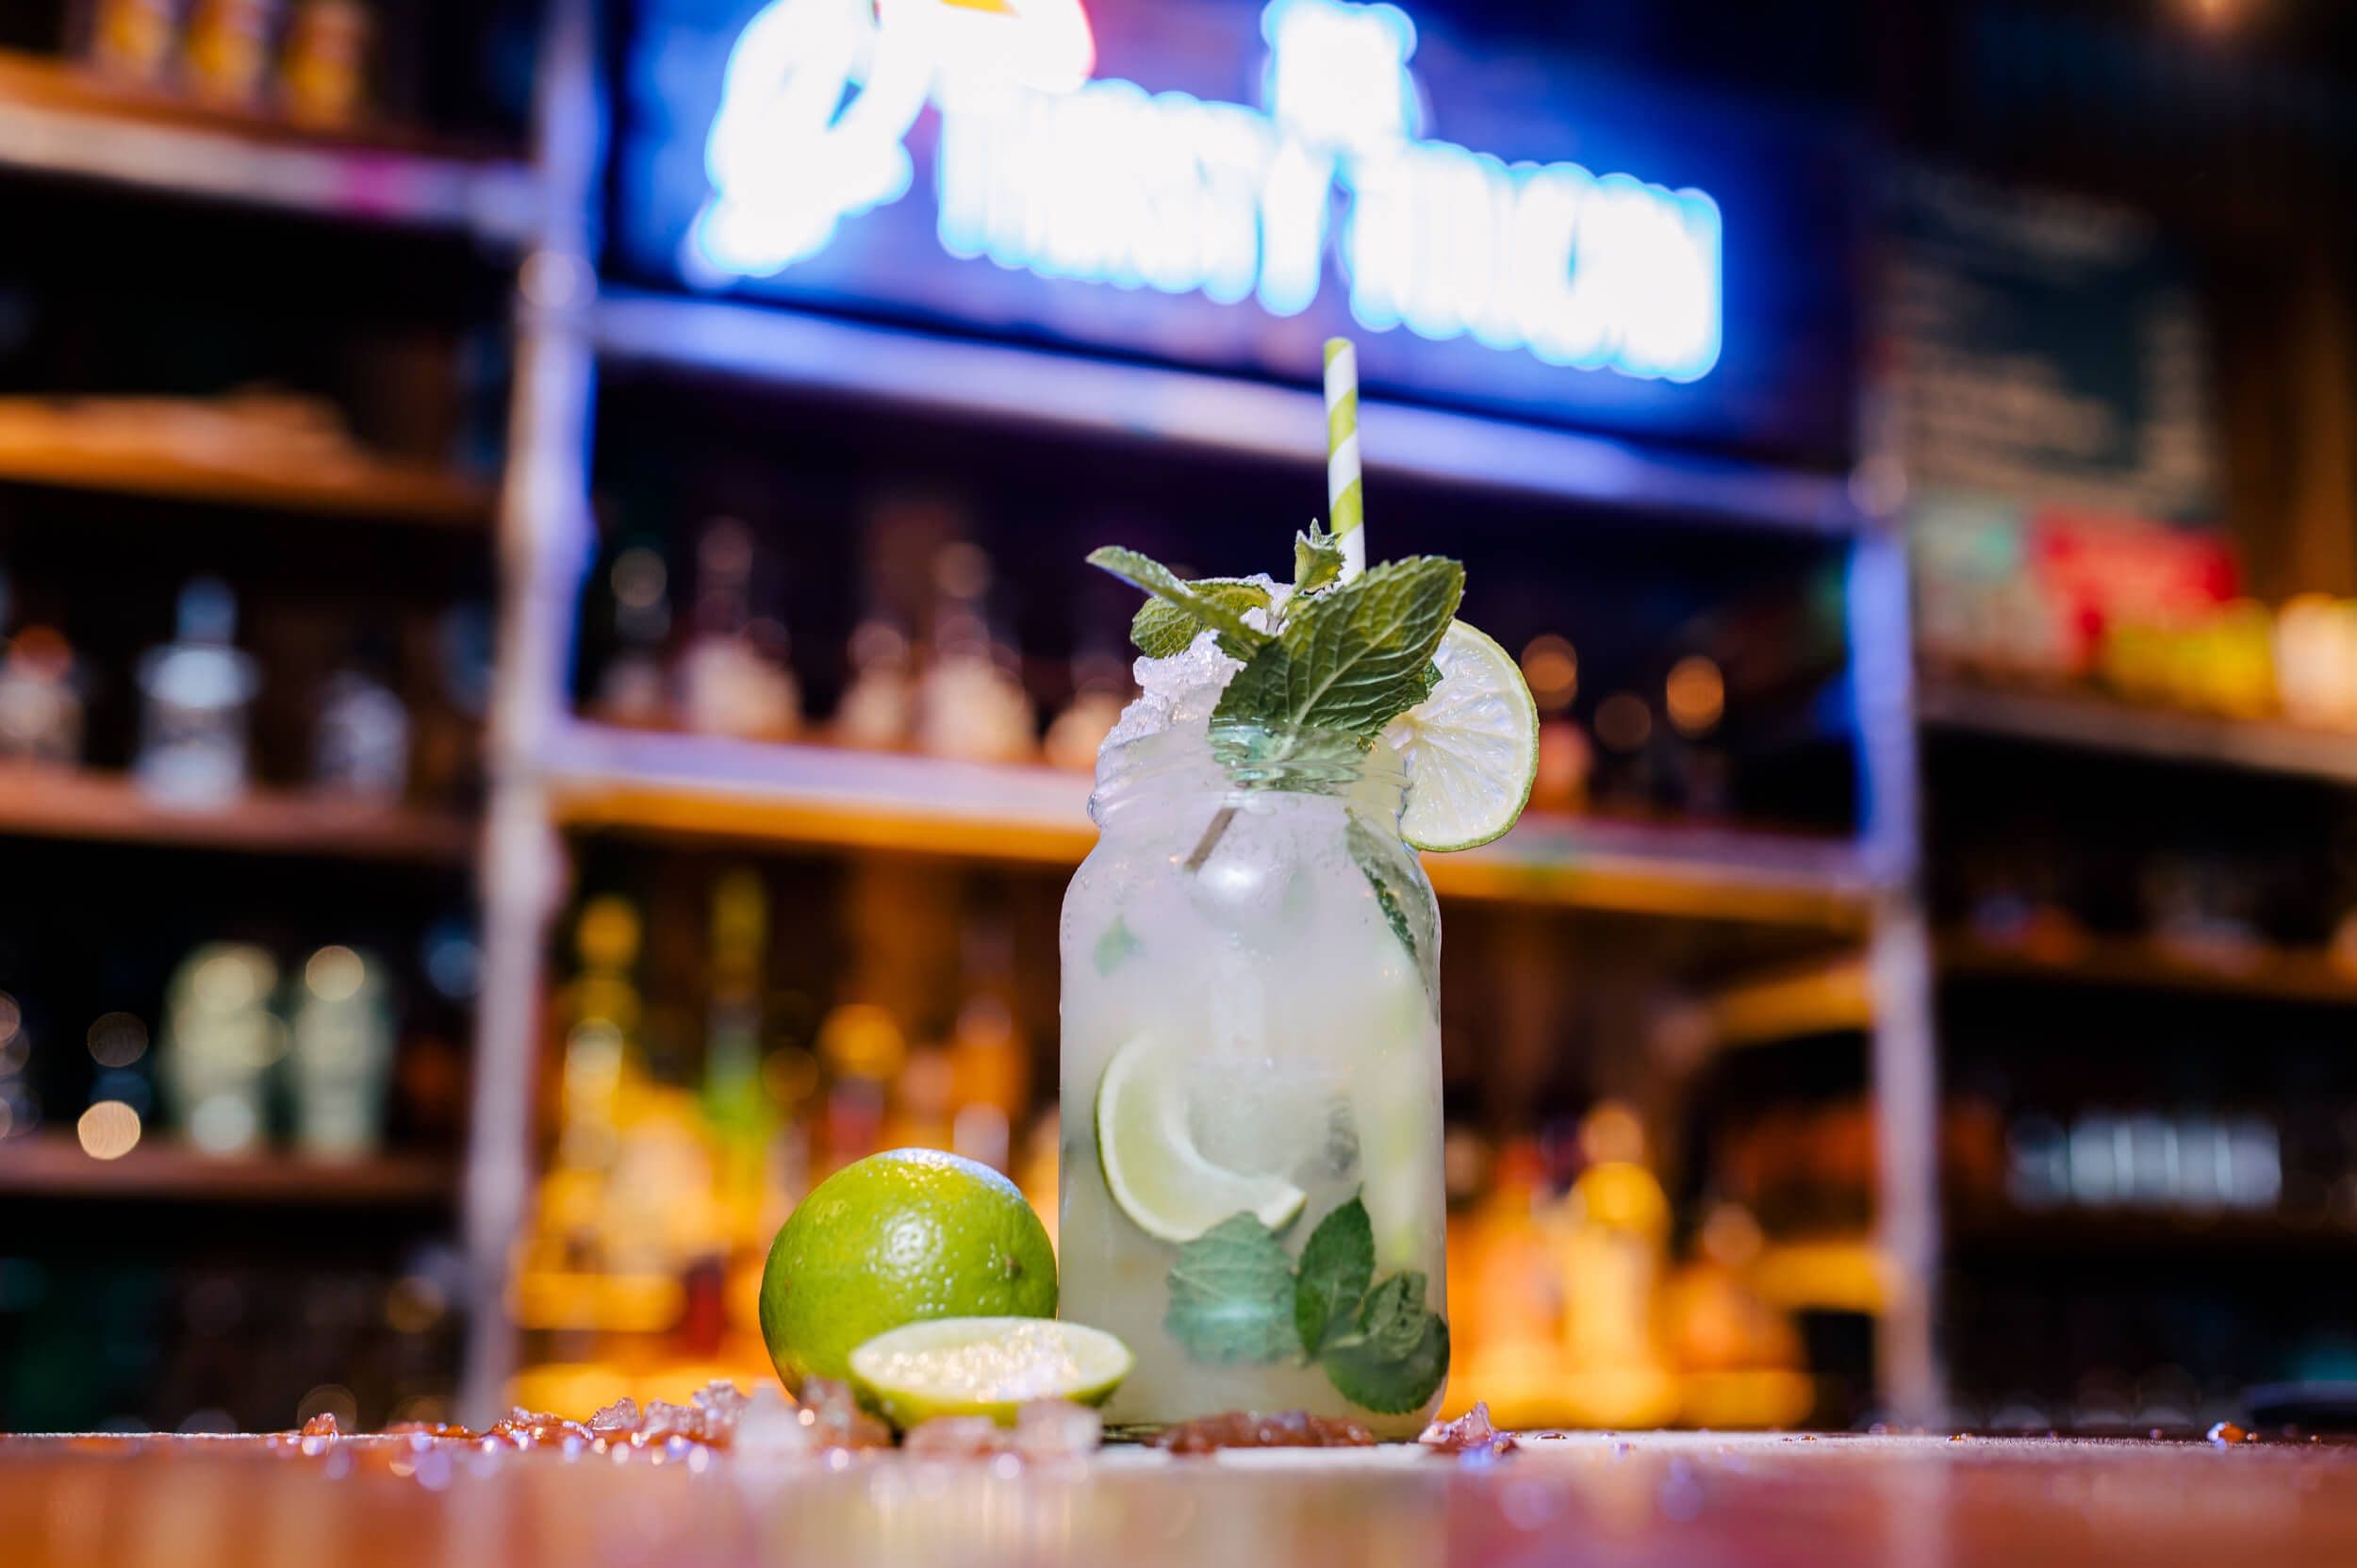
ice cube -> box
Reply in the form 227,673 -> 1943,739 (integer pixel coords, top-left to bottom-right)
1013,1399 -> 1103,1460
731,1387 -> 815,1463
1323,1098 -> 1361,1178
1104,631 -> 1244,748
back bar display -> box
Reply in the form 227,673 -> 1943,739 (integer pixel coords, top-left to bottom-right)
612,0 -> 1861,460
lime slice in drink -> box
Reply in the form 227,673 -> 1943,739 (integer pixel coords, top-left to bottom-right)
1388,620 -> 1540,852
849,1316 -> 1134,1428
1096,1033 -> 1308,1243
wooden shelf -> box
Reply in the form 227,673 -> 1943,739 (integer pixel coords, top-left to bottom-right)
0,50 -> 534,239
1919,679 -> 2357,786
0,769 -> 474,864
0,402 -> 492,523
1951,1206 -> 2357,1257
541,725 -> 1880,930
1699,958 -> 1875,1050
1939,931 -> 2357,1008
0,1132 -> 453,1204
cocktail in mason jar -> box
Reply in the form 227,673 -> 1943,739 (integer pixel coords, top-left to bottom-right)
1059,341 -> 1540,1436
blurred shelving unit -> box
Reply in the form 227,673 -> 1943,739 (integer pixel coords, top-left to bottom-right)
0,49 -> 534,239
0,10 -> 536,1433
1919,679 -> 2357,785
541,725 -> 1881,930
0,770 -> 474,863
0,403 -> 494,525
1937,932 -> 2357,1009
0,1132 -> 453,1206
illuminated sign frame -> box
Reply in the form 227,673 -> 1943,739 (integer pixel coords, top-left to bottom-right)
687,0 -> 1722,385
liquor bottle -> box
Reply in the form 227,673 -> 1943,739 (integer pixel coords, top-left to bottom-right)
594,542 -> 674,729
553,896 -> 643,1178
0,573 -> 83,767
946,912 -> 1027,1171
287,945 -> 393,1157
312,635 -> 409,801
184,0 -> 280,107
1043,635 -> 1130,771
135,578 -> 259,805
157,944 -> 281,1154
675,519 -> 800,741
280,0 -> 371,128
834,612 -> 916,751
701,868 -> 772,1246
0,989 -> 38,1142
1555,1103 -> 1680,1427
914,543 -> 1034,764
812,1000 -> 902,1179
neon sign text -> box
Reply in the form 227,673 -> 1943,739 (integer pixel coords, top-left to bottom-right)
694,0 -> 1722,383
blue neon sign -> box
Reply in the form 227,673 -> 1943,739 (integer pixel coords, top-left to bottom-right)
688,0 -> 1719,384
613,0 -> 1859,454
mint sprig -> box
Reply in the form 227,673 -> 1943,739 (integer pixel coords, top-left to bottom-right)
1086,548 -> 1270,660
1131,578 -> 1276,659
1294,523 -> 1344,595
1085,544 -> 1460,743
1213,556 -> 1460,738
1162,1196 -> 1448,1415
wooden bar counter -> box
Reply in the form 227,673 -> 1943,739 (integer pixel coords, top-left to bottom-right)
6,1428 -> 2353,1567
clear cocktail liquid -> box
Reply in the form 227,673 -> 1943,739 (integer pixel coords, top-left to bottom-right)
1059,719 -> 1448,1437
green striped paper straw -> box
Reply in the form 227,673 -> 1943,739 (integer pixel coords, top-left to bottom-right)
1322,338 -> 1365,580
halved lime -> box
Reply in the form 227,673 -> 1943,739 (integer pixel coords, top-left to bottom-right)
848,1316 -> 1134,1428
1387,621 -> 1540,852
1096,1033 -> 1307,1244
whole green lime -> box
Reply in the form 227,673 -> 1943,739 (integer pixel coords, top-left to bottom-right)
759,1148 -> 1057,1394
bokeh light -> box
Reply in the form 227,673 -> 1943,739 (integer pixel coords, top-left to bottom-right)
1521,634 -> 1578,713
305,945 -> 367,1002
76,1100 -> 142,1161
1594,691 -> 1654,752
87,1011 -> 149,1068
1665,655 -> 1725,736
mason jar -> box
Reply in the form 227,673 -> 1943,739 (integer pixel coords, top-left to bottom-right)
1059,719 -> 1449,1437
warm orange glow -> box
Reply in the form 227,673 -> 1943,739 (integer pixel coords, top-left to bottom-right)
76,1100 -> 142,1161
1520,634 -> 1577,712
1665,655 -> 1725,736
1594,691 -> 1652,751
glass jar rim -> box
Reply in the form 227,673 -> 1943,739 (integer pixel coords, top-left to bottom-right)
1091,719 -> 1408,825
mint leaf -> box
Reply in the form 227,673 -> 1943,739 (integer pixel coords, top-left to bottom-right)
1213,557 -> 1462,738
1087,547 -> 1271,660
1293,1197 -> 1374,1358
1324,1270 -> 1449,1414
1346,815 -> 1421,966
1165,1213 -> 1300,1364
1093,916 -> 1140,976
1355,1271 -> 1430,1361
1132,577 -> 1277,658
1294,524 -> 1344,595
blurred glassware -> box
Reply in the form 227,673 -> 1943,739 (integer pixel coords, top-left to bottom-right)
0,990 -> 39,1142
280,0 -> 371,127
834,613 -> 915,751
135,577 -> 259,805
89,0 -> 186,84
0,570 -> 84,767
676,518 -> 799,741
288,945 -> 393,1157
595,542 -> 674,728
312,638 -> 409,801
184,0 -> 281,107
158,943 -> 281,1154
914,543 -> 1033,764
1043,636 -> 1129,771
